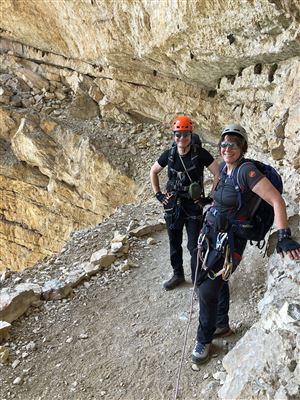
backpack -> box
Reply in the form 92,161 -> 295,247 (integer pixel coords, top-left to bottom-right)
167,133 -> 205,196
223,159 -> 283,245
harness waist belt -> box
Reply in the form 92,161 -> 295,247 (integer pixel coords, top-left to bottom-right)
168,185 -> 189,192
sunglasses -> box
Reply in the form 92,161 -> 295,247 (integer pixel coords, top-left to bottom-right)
220,141 -> 240,149
174,131 -> 192,139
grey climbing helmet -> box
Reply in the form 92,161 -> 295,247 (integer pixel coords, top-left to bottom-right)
221,124 -> 248,143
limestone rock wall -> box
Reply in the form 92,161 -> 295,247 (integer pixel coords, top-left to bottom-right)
1,0 -> 300,124
0,0 -> 299,270
0,110 -> 136,271
1,0 -> 299,87
0,1 -> 300,398
214,57 -> 300,203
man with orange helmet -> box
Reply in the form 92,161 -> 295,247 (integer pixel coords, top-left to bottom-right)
150,116 -> 219,290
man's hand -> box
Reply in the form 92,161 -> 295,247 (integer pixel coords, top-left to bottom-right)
155,191 -> 165,203
155,191 -> 174,206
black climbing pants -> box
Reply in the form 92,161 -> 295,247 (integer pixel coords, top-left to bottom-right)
164,200 -> 202,282
196,277 -> 230,343
195,228 -> 247,344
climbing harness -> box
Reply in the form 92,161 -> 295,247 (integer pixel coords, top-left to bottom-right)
167,137 -> 205,199
207,243 -> 233,281
197,229 -> 232,279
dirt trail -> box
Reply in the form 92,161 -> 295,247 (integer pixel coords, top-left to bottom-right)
0,229 -> 267,400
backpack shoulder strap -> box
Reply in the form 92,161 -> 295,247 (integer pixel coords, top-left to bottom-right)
191,143 -> 200,160
191,133 -> 202,147
219,161 -> 226,173
231,159 -> 251,210
190,143 -> 205,196
216,161 -> 227,187
168,144 -> 176,161
167,145 -> 177,180
234,159 -> 254,191
234,159 -> 262,215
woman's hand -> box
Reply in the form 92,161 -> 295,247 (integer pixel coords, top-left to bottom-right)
276,237 -> 300,260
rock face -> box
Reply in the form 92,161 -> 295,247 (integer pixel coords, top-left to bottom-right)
1,1 -> 299,87
0,110 -> 136,271
0,4 -> 299,397
0,1 -> 299,131
219,252 -> 300,400
1,1 -> 299,274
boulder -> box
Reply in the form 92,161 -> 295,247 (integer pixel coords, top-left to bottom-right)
42,279 -> 72,301
0,286 -> 41,323
90,249 -> 116,268
129,221 -> 165,237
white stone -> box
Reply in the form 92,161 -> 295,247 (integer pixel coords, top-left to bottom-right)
118,262 -> 130,272
79,333 -> 88,339
111,231 -> 127,244
111,242 -> 123,253
0,287 -> 40,323
12,359 -> 21,369
129,222 -> 165,237
25,341 -> 36,351
82,262 -> 100,276
274,386 -> 288,400
213,371 -> 227,382
90,248 -> 108,262
15,283 -> 42,295
13,376 -> 22,385
90,249 -> 116,268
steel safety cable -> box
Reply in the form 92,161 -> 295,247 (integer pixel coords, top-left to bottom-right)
173,246 -> 202,400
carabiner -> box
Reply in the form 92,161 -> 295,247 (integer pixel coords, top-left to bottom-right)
208,270 -> 217,280
222,245 -> 233,281
201,237 -> 210,270
216,232 -> 227,251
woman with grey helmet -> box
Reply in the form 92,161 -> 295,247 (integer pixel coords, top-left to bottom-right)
192,123 -> 300,367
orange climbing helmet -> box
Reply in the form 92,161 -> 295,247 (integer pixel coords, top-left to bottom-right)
172,115 -> 193,132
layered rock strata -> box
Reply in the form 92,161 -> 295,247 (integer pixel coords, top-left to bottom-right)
0,110 -> 136,271
0,3 -> 299,397
1,49 -> 299,271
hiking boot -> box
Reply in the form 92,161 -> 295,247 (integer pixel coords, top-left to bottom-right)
163,274 -> 185,290
192,342 -> 211,364
213,326 -> 233,339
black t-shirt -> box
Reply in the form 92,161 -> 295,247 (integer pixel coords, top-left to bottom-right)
157,146 -> 214,188
213,162 -> 264,218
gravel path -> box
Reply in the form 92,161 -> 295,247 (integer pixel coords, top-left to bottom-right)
0,227 -> 267,400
